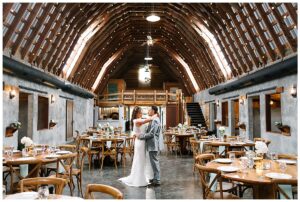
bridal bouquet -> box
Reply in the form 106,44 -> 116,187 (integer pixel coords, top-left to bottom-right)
255,141 -> 268,154
21,136 -> 33,147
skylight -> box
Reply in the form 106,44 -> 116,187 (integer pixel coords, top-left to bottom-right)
62,21 -> 103,78
192,22 -> 232,79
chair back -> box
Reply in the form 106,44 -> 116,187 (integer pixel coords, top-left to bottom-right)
56,152 -> 77,177
278,154 -> 297,160
195,164 -> 222,199
20,177 -> 66,194
195,153 -> 215,166
78,147 -> 88,170
6,158 -> 42,180
271,178 -> 298,199
84,184 -> 123,199
227,150 -> 245,158
58,145 -> 77,152
190,139 -> 199,158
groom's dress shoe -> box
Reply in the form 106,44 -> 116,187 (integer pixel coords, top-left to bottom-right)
148,180 -> 160,187
149,179 -> 154,183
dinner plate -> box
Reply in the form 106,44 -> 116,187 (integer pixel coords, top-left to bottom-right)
56,151 -> 71,155
240,157 -> 248,160
44,155 -> 60,159
13,150 -> 21,153
214,158 -> 232,164
265,172 -> 292,179
5,192 -> 39,199
217,166 -> 239,172
276,159 -> 297,165
15,157 -> 36,161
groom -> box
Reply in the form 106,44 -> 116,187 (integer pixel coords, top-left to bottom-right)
137,106 -> 161,186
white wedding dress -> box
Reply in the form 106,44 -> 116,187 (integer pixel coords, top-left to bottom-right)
119,119 -> 153,187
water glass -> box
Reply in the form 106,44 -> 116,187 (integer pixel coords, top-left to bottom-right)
38,185 -> 49,199
279,162 -> 287,173
240,158 -> 248,173
270,152 -> 278,161
229,153 -> 235,163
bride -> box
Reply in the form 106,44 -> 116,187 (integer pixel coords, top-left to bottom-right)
119,106 -> 155,187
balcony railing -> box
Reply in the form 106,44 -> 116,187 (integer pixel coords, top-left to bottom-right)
97,90 -> 182,106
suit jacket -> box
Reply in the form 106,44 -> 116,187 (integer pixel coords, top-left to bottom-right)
139,117 -> 161,152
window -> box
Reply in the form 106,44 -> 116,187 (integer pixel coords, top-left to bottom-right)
37,96 -> 49,130
222,101 -> 229,126
265,93 -> 282,133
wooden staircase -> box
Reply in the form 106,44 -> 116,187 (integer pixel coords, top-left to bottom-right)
186,103 -> 207,128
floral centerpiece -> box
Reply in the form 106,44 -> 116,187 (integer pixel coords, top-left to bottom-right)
10,121 -> 22,129
18,136 -> 33,151
255,141 -> 268,158
97,123 -> 102,130
218,126 -> 225,137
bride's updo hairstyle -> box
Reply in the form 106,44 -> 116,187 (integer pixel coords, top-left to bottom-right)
131,106 -> 142,131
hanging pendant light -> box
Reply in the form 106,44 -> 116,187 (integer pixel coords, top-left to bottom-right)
146,14 -> 160,22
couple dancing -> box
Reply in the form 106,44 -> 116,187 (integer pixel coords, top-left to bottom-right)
119,106 -> 161,187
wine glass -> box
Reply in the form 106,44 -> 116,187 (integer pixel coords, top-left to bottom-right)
240,158 -> 248,173
279,162 -> 287,173
229,153 -> 235,164
38,185 -> 49,199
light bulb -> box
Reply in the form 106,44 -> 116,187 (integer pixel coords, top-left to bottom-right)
146,14 -> 160,22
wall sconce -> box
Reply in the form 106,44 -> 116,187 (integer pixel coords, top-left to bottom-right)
9,90 -> 16,99
50,94 -> 55,103
215,99 -> 220,107
239,95 -> 246,105
290,85 -> 297,98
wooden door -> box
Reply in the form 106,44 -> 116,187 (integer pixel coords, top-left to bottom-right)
166,104 -> 178,128
66,100 -> 74,141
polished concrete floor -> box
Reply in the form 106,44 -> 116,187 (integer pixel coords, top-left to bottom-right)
64,153 -> 253,199
65,154 -> 202,199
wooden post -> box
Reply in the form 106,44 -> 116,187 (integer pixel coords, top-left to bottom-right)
166,90 -> 168,104
133,90 -> 136,104
121,90 -> 124,104
154,90 -> 157,104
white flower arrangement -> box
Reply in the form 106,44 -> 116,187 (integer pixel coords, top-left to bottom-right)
218,126 -> 226,137
178,123 -> 183,128
10,121 -> 22,129
255,141 -> 268,154
97,123 -> 102,129
109,126 -> 114,132
20,136 -> 33,147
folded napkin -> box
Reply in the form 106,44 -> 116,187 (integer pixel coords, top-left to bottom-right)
107,141 -> 112,148
20,164 -> 28,177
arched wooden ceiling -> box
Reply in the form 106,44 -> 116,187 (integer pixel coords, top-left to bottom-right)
3,3 -> 298,95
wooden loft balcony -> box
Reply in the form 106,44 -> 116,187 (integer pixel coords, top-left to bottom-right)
96,90 -> 183,106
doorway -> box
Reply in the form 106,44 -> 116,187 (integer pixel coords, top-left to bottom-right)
18,92 -> 33,148
66,100 -> 74,141
232,99 -> 239,136
249,96 -> 261,140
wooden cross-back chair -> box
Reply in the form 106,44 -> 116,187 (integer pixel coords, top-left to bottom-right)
120,137 -> 135,167
80,138 -> 101,171
189,138 -> 200,173
72,146 -> 88,197
195,164 -> 239,199
271,178 -> 298,199
163,133 -> 181,156
49,152 -> 77,196
20,177 -> 67,195
6,158 -> 42,194
100,139 -> 122,170
84,184 -> 123,199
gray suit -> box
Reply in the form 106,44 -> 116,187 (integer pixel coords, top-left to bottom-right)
139,116 -> 161,182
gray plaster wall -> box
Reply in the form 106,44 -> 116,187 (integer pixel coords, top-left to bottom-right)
193,74 -> 297,155
3,73 -> 94,148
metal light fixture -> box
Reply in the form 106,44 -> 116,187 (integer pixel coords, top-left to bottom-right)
144,57 -> 153,61
146,14 -> 160,22
290,85 -> 297,98
216,99 -> 220,107
9,90 -> 16,99
50,94 -> 56,103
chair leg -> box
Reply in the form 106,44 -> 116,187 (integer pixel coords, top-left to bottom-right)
88,154 -> 92,171
101,156 -> 104,170
115,156 -> 118,169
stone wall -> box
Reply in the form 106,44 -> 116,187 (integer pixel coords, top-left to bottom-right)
3,73 -> 94,148
193,74 -> 297,154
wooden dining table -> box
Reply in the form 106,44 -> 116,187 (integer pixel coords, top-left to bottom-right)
164,131 -> 194,154
5,191 -> 83,200
204,140 -> 255,156
206,158 -> 297,199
